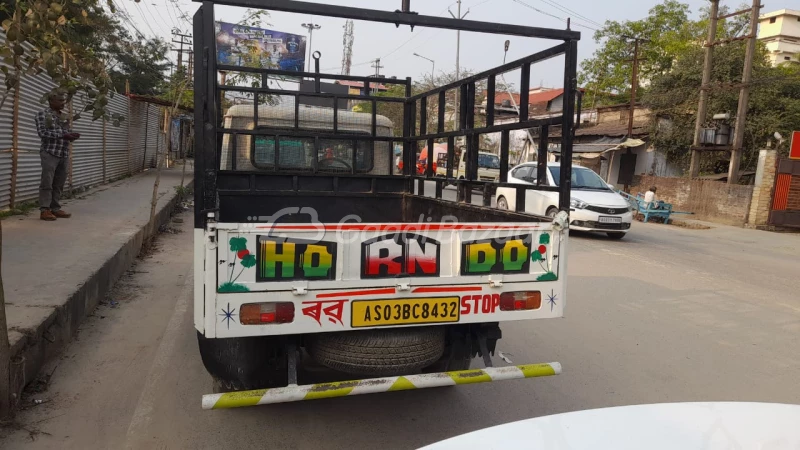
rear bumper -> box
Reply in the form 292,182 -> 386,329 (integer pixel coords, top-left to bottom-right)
202,362 -> 561,409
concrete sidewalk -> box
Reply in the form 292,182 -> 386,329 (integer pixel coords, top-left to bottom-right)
2,165 -> 193,404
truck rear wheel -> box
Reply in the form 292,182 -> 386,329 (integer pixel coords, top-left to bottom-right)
197,332 -> 288,391
307,327 -> 445,377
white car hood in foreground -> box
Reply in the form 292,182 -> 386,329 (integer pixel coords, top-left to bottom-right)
570,189 -> 628,208
420,402 -> 800,450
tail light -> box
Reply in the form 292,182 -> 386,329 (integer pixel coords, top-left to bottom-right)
499,291 -> 541,311
240,302 -> 295,325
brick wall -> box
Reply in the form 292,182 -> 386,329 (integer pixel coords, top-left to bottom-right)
747,149 -> 777,227
787,176 -> 800,211
631,175 -> 754,226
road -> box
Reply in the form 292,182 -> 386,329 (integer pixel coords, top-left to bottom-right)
2,210 -> 800,449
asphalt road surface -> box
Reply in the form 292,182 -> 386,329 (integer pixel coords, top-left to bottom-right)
2,210 -> 800,449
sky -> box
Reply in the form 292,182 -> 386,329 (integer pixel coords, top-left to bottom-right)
119,0 -> 796,90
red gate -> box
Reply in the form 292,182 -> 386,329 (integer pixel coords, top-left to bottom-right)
769,158 -> 800,227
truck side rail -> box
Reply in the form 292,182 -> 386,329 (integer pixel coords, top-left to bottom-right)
193,0 -> 579,228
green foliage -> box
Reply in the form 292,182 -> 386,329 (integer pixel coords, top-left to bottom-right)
229,237 -> 247,252
531,251 -> 544,262
159,68 -> 193,110
579,0 -> 698,102
539,233 -> 550,245
581,0 -> 800,173
353,84 -> 406,136
0,1 -> 169,123
108,34 -> 171,96
174,184 -> 192,197
224,9 -> 274,89
219,282 -> 250,293
240,254 -> 256,268
644,35 -> 800,172
537,272 -> 558,281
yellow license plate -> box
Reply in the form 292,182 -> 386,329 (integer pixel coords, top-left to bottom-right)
351,297 -> 460,328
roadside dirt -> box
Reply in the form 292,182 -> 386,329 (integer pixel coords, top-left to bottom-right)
0,210 -> 193,448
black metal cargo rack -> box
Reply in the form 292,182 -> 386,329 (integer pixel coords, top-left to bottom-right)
193,0 -> 580,227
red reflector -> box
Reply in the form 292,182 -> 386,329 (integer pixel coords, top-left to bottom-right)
240,302 -> 295,325
276,302 -> 295,323
500,291 -> 542,311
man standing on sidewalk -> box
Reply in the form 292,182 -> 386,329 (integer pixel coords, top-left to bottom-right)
35,92 -> 80,221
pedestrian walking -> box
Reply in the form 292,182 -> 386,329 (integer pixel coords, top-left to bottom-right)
35,92 -> 80,221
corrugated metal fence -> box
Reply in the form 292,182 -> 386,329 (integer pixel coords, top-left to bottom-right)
0,52 -> 173,210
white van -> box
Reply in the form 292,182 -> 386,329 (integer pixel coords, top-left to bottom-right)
435,151 -> 501,181
220,102 -> 394,174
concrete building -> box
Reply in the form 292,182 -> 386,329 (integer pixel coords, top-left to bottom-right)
544,105 -> 683,184
758,9 -> 800,66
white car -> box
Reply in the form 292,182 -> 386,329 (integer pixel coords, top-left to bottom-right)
422,403 -> 800,450
495,162 -> 633,239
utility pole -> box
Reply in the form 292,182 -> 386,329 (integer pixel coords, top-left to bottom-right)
627,38 -> 644,139
449,1 -> 470,131
606,37 -> 646,184
301,22 -> 321,68
413,52 -> 435,84
728,0 -> 761,184
172,29 -> 193,72
371,58 -> 384,94
341,20 -> 355,75
689,0 -> 719,179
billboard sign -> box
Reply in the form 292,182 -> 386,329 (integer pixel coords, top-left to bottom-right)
790,131 -> 800,160
215,22 -> 307,73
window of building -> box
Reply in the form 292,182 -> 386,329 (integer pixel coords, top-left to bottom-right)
769,17 -> 776,23
786,56 -> 792,61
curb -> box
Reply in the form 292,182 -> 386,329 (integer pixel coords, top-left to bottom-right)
7,180 -> 194,408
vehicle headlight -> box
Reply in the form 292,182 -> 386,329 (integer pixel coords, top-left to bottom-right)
570,199 -> 588,209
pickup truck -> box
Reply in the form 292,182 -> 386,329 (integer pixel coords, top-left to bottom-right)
193,0 -> 580,409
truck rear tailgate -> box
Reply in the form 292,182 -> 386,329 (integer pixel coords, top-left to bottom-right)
200,221 -> 566,338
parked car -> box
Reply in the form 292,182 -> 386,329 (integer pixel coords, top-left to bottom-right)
495,163 -> 633,239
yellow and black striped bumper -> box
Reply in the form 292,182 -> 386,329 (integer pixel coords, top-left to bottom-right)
202,362 -> 561,410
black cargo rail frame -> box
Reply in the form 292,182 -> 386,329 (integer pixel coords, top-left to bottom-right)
193,0 -> 579,228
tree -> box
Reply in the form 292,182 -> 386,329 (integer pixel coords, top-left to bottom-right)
0,1 -> 125,123
643,34 -> 800,173
160,67 -> 193,110
577,0 -> 798,174
578,1 -> 749,106
224,9 -> 274,89
352,84 -> 406,136
108,33 -> 171,96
